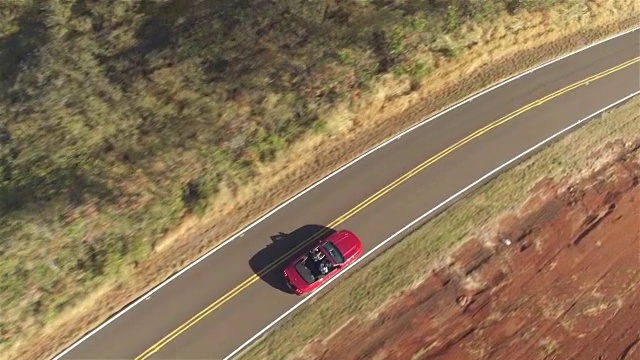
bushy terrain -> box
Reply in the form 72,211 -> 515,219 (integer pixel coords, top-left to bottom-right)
0,0 -> 635,356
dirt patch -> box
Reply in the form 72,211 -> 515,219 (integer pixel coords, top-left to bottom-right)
294,143 -> 640,360
14,5 -> 639,360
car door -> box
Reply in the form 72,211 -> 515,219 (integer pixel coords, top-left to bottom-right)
317,263 -> 341,286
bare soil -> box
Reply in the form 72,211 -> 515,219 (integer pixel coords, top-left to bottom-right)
15,3 -> 639,360
296,144 -> 640,360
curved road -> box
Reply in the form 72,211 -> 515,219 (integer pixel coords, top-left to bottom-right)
58,29 -> 639,360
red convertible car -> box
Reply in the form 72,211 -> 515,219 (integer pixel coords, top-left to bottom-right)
283,229 -> 363,295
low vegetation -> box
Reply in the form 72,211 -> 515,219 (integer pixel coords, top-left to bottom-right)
238,94 -> 640,360
0,0 -> 638,358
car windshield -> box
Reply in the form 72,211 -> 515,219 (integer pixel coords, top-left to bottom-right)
322,241 -> 345,264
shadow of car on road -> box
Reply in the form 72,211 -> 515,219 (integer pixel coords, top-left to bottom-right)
249,224 -> 336,293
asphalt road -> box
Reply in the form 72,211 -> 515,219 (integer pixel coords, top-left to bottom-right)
59,29 -> 640,360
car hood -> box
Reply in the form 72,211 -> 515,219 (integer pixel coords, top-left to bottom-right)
331,230 -> 362,261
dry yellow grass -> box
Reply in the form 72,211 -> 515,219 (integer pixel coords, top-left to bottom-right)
7,1 -> 639,359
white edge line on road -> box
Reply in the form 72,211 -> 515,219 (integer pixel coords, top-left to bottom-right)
52,26 -> 639,360
224,90 -> 640,360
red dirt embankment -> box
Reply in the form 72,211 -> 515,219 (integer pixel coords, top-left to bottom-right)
302,144 -> 640,360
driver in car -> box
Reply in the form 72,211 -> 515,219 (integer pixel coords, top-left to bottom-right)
312,247 -> 325,261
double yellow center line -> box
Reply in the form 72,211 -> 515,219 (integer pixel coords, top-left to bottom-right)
136,56 -> 640,359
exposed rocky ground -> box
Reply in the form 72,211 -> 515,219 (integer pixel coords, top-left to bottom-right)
298,144 -> 640,360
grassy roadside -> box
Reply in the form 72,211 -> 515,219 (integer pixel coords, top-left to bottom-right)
237,95 -> 640,360
2,1 -> 639,359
